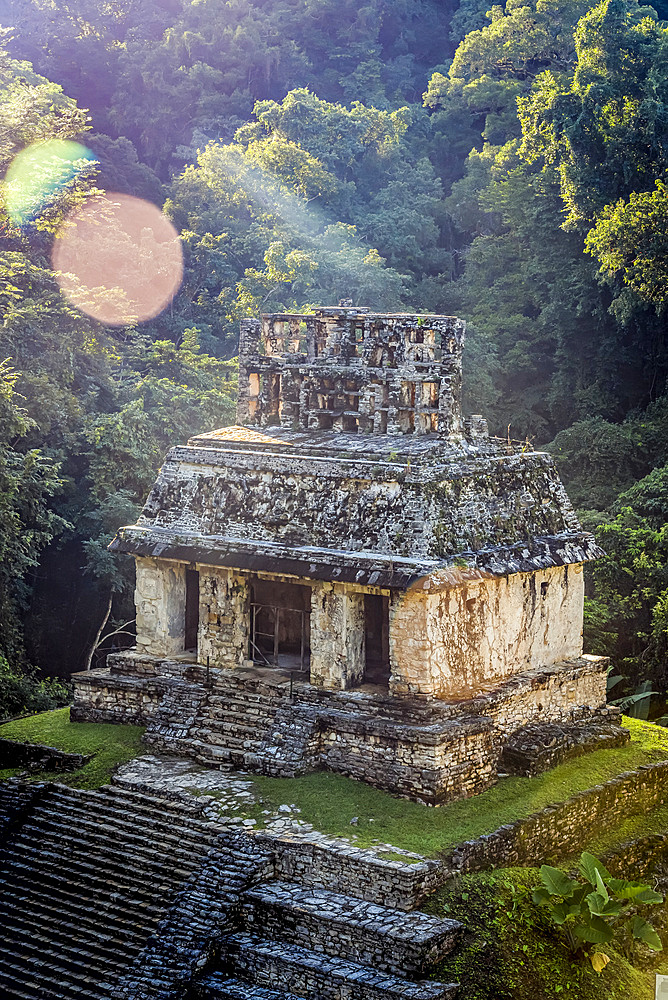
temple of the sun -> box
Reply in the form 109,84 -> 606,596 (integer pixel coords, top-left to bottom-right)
72,307 -> 625,803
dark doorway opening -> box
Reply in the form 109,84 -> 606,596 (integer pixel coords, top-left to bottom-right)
184,569 -> 199,651
364,594 -> 390,686
250,578 -> 310,671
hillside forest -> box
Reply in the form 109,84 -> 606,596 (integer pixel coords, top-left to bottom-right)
0,0 -> 667,718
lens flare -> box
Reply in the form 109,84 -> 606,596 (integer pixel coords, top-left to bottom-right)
52,193 -> 183,326
3,139 -> 96,226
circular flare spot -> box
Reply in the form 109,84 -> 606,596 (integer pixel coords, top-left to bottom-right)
3,139 -> 96,226
52,193 -> 183,326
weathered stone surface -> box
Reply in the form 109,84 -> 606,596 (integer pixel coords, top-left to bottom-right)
240,880 -> 462,975
215,933 -> 460,999
500,718 -> 630,776
443,758 -> 668,872
0,776 -> 462,999
135,558 -> 187,658
0,737 -> 89,773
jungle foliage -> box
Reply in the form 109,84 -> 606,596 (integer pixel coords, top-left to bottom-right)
0,0 -> 666,703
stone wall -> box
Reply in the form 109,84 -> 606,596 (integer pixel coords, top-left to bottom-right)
443,760 -> 668,871
318,712 -> 496,803
135,557 -> 187,657
604,833 -> 668,882
389,564 -> 585,698
71,669 -> 168,724
0,738 -> 89,773
263,833 -> 447,911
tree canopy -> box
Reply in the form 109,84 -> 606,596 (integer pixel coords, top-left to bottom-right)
0,0 -> 667,705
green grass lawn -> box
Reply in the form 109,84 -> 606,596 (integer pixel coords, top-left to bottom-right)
2,710 -> 668,856
0,708 -> 145,788
250,717 -> 668,856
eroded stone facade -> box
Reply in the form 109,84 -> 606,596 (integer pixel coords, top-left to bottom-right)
72,306 -> 615,804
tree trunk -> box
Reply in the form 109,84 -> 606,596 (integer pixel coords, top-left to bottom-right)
84,592 -> 113,671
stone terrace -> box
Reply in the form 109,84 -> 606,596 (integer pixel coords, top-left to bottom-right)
0,775 -> 460,1000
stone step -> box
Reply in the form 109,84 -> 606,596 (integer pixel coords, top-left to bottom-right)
0,851 -> 177,913
21,810 -> 213,870
52,781 -> 202,815
0,890 -> 152,944
45,790 -> 207,835
192,715 -> 272,736
241,881 -> 462,975
0,902 -> 145,963
189,726 -> 265,748
190,741 -> 253,766
222,932 -> 459,1000
0,781 -> 271,1000
98,783 -> 205,817
0,970 -> 44,1000
192,973 -> 304,1000
8,835 -> 195,892
0,953 -> 119,999
45,788 -> 220,847
0,920 -> 133,979
0,863 -> 166,925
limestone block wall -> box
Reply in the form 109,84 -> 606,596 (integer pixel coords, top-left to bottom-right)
135,557 -> 187,657
71,669 -> 168,724
389,563 -> 584,698
443,759 -> 668,872
198,567 -> 250,667
266,835 -> 447,911
318,716 -> 496,803
310,582 -> 365,689
482,658 -> 608,732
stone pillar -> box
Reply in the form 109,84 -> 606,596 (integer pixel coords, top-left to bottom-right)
198,567 -> 250,667
134,557 -> 187,658
310,582 -> 365,689
236,318 -> 261,424
388,588 -> 432,698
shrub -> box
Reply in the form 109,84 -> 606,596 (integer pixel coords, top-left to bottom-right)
532,851 -> 663,972
0,654 -> 70,721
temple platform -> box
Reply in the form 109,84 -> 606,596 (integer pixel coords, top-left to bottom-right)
72,651 -> 623,805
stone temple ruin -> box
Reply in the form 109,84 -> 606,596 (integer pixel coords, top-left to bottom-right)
72,306 -> 624,804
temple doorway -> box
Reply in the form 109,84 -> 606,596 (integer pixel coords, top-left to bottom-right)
250,578 -> 311,671
363,594 -> 390,686
184,569 -> 199,651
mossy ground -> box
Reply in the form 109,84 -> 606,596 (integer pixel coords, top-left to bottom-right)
250,717 -> 668,856
0,707 -> 144,788
1,711 -> 668,852
425,868 -> 668,1000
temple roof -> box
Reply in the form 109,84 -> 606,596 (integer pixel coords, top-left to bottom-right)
110,422 -> 603,589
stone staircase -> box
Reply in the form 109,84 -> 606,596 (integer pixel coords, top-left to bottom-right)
186,682 -> 282,766
0,781 -> 271,1000
0,776 -> 462,1000
190,871 -> 461,999
147,669 -> 321,775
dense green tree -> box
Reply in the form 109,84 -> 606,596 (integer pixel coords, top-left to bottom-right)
519,0 -> 668,229
585,181 -> 668,310
585,463 -> 668,692
0,361 -> 63,660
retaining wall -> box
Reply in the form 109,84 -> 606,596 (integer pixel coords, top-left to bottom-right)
443,759 -> 668,871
